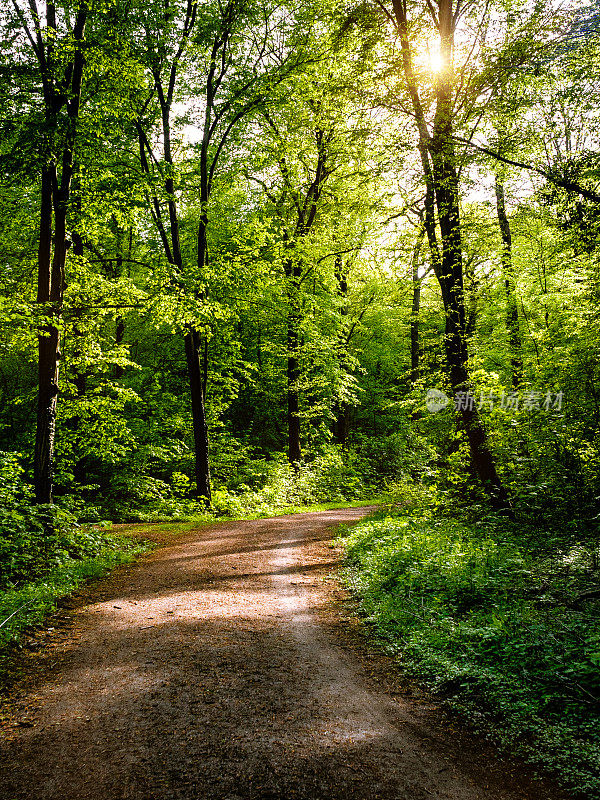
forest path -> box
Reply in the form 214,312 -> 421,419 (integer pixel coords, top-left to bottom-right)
0,508 -> 564,800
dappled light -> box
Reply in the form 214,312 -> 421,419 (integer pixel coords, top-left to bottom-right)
0,510 -> 561,800
1,0 -> 599,796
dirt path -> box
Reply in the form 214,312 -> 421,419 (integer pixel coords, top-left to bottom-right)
0,508 -> 566,800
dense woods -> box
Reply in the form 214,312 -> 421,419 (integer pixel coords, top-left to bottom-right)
1,0 -> 600,794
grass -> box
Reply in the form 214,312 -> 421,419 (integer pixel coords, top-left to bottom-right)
0,533 -> 150,665
277,499 -> 379,513
337,503 -> 600,799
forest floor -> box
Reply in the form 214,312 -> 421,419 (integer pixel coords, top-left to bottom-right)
0,508 -> 569,800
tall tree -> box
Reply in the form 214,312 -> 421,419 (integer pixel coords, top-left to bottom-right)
386,0 -> 512,509
133,0 -> 213,500
495,174 -> 523,388
8,0 -> 88,503
368,0 -> 569,509
133,0 -> 315,497
246,22 -> 381,461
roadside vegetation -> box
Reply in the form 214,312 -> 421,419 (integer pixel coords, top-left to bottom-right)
339,485 -> 600,798
0,453 -> 149,655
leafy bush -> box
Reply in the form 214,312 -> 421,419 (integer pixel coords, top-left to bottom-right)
0,452 -> 151,655
352,429 -> 435,487
0,452 -> 144,590
210,447 -> 373,517
0,452 -> 78,589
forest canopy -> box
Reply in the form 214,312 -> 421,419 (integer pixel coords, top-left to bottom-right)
2,0 -> 598,519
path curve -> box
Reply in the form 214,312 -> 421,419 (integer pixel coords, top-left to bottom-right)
0,509 -> 565,800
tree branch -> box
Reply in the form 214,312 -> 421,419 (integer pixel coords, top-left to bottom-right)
453,136 -> 600,203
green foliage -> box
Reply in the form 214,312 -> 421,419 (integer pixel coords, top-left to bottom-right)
0,452 -> 75,589
0,538 -> 148,651
339,503 -> 600,796
0,450 -> 150,657
210,447 -> 371,516
352,429 -> 435,486
0,451 -> 147,592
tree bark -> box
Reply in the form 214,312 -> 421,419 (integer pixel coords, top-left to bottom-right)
333,404 -> 351,448
394,0 -> 512,513
114,317 -> 125,378
495,176 -> 523,388
287,330 -> 302,463
286,256 -> 303,463
33,4 -> 88,504
280,127 -> 331,464
184,328 -> 212,500
192,159 -> 212,501
70,226 -> 88,485
333,257 -> 351,445
409,229 -> 426,384
34,165 -> 60,504
410,275 -> 421,383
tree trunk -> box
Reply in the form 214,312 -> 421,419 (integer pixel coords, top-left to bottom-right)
409,231 -> 426,384
287,344 -> 302,463
36,188 -> 72,500
34,165 -> 60,504
278,130 -> 330,464
427,2 -> 511,513
185,328 -> 212,501
389,0 -> 511,512
70,227 -> 88,485
114,235 -> 125,379
32,4 -> 87,504
495,176 -> 523,388
35,174 -> 72,503
429,129 -> 511,512
410,271 -> 421,382
286,278 -> 302,464
140,57 -> 212,504
188,209 -> 213,501
34,165 -> 59,503
114,317 -> 125,379
284,249 -> 303,464
333,258 -> 351,445
333,406 -> 351,448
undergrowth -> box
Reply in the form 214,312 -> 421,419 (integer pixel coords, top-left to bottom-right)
100,447 -> 380,522
0,535 -> 149,650
338,486 -> 600,798
0,451 -> 152,659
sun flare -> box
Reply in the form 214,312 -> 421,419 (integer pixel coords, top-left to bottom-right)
427,41 -> 445,74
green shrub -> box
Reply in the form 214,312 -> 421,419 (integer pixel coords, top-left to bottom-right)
0,452 -> 145,590
339,504 -> 600,796
0,452 -> 151,655
209,447 -> 373,517
0,536 -> 149,650
0,452 -> 78,589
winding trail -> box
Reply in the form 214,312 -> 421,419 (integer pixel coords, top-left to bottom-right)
0,508 -> 564,800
